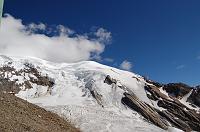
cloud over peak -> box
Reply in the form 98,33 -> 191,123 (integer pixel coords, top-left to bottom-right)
0,14 -> 111,63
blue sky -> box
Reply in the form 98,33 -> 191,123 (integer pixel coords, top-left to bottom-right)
2,0 -> 200,86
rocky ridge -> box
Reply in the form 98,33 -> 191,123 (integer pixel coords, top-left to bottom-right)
104,75 -> 200,131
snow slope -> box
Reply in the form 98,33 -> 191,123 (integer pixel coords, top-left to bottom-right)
0,55 -> 181,132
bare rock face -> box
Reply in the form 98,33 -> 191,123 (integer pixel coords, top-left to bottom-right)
188,88 -> 200,107
121,92 -> 169,130
145,83 -> 200,131
104,75 -> 117,85
0,62 -> 54,95
104,75 -> 200,132
144,78 -> 163,88
163,83 -> 192,98
144,85 -> 169,101
157,99 -> 200,131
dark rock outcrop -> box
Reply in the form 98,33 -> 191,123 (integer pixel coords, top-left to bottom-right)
157,99 -> 200,131
163,83 -> 192,98
144,85 -> 169,101
104,75 -> 117,85
121,92 -> 169,130
145,83 -> 200,131
104,75 -> 200,132
144,78 -> 163,88
0,63 -> 54,94
187,88 -> 200,107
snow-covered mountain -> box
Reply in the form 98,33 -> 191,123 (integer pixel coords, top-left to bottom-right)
0,55 -> 199,132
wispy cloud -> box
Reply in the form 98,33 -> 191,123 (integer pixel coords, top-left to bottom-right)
103,58 -> 114,63
27,23 -> 46,32
176,64 -> 185,70
197,56 -> 200,60
120,60 -> 132,71
95,28 -> 112,43
0,14 -> 112,63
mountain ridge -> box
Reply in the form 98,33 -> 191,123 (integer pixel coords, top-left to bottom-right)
0,55 -> 199,132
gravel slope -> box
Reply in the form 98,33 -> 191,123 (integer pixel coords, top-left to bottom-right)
0,91 -> 79,132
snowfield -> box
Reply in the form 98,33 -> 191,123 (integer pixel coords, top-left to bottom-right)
0,55 -> 183,132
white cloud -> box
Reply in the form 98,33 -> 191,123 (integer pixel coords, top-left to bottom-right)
0,14 -> 111,63
95,28 -> 111,43
28,23 -> 46,32
104,58 -> 114,63
120,60 -> 132,71
56,25 -> 75,35
176,64 -> 185,70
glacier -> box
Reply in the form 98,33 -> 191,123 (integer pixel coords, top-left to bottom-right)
0,55 -> 193,132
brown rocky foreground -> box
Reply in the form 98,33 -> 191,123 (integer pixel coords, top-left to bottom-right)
0,91 -> 79,132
